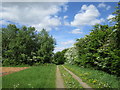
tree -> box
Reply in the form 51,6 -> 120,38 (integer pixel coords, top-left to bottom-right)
53,48 -> 68,65
64,47 -> 79,65
2,24 -> 55,66
36,29 -> 56,63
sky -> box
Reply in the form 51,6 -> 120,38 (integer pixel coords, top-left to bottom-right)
0,1 -> 118,52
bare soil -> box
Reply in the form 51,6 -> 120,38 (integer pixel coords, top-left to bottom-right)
0,67 -> 29,76
56,66 -> 65,88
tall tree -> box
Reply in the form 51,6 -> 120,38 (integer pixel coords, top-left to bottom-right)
37,29 -> 56,63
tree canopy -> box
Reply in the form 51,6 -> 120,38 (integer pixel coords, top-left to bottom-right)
2,24 -> 56,66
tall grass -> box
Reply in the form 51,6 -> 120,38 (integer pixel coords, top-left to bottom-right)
64,64 -> 120,88
2,65 -> 56,88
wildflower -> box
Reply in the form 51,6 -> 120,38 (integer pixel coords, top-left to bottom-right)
93,80 -> 97,83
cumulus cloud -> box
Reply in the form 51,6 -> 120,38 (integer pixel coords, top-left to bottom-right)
1,2 -> 68,31
107,14 -> 115,20
70,29 -> 83,34
71,4 -> 104,27
98,3 -> 111,10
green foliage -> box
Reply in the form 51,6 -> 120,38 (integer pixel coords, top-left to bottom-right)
73,24 -> 120,76
53,49 -> 68,65
60,2 -> 120,76
2,24 -> 55,66
63,2 -> 120,76
112,2 -> 120,49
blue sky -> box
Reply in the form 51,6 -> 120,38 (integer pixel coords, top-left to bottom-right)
0,2 -> 118,52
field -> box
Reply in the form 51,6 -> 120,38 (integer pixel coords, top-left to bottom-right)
2,65 -> 56,88
1,64 -> 120,89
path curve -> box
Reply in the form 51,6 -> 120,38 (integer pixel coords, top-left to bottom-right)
62,65 -> 94,90
56,65 -> 65,88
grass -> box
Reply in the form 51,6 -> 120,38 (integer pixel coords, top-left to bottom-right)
59,65 -> 83,89
2,65 -> 56,88
64,64 -> 120,88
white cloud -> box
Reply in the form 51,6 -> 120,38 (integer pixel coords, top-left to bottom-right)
71,5 -> 104,27
70,29 -> 83,34
32,16 -> 61,31
1,2 -> 68,31
63,15 -> 68,19
61,40 -> 75,45
107,14 -> 115,20
98,3 -> 111,10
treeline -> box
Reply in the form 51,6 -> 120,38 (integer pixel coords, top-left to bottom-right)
64,24 -> 120,76
55,2 -> 120,76
2,25 -> 55,66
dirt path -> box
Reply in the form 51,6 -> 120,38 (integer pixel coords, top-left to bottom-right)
62,65 -> 94,90
56,65 -> 65,88
0,67 -> 29,76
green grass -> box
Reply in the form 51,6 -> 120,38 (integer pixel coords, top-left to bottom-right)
2,65 -> 56,88
64,64 -> 120,88
59,65 -> 83,89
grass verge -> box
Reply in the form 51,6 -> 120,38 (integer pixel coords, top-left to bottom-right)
64,64 -> 120,88
2,65 -> 56,88
59,65 -> 83,89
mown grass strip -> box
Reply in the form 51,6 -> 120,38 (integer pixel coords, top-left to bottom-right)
2,65 -> 56,88
59,65 -> 83,89
64,64 -> 120,88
